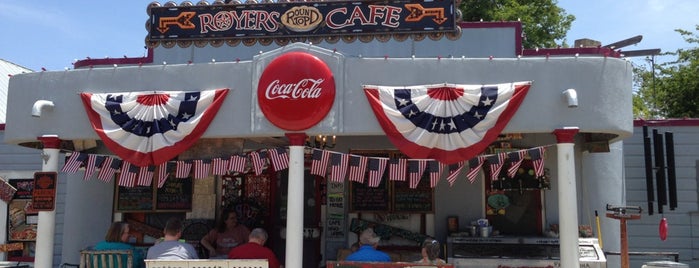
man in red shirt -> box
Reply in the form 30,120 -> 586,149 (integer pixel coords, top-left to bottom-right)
227,228 -> 281,268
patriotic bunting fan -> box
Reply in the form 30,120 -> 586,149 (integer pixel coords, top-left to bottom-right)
363,82 -> 531,164
81,89 -> 229,167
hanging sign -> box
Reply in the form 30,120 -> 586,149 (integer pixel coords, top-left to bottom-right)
147,0 -> 457,41
32,172 -> 57,211
257,52 -> 335,130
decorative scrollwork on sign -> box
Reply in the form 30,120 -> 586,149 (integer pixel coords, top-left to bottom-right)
226,39 -> 241,46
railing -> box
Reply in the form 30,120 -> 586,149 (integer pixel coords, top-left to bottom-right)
144,259 -> 268,268
327,261 -> 454,268
604,251 -> 679,262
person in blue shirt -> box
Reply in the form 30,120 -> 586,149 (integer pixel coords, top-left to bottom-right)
345,228 -> 391,262
93,221 -> 145,268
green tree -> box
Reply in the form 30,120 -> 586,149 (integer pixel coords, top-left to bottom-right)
458,0 -> 575,48
633,26 -> 699,118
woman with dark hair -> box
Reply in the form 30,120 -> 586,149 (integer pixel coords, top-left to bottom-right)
414,238 -> 446,265
200,209 -> 250,258
94,221 -> 145,268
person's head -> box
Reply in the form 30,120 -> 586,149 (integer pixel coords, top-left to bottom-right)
421,238 -> 441,261
216,209 -> 239,232
105,221 -> 130,243
163,217 -> 184,238
248,228 -> 269,245
359,228 -> 380,247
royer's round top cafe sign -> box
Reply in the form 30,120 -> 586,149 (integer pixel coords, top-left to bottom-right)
258,52 -> 336,131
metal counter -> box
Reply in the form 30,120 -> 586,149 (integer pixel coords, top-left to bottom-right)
447,237 -> 606,268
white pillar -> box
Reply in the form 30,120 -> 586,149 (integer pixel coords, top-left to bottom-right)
553,127 -> 580,268
35,135 -> 61,268
284,133 -> 307,268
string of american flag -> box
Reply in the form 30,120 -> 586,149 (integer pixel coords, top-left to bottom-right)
58,144 -> 551,189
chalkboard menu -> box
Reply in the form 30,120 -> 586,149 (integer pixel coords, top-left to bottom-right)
350,178 -> 390,212
392,174 -> 434,213
156,178 -> 193,210
115,177 -> 193,212
116,185 -> 154,211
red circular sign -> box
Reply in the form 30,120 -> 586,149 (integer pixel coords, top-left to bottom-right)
258,52 -> 335,131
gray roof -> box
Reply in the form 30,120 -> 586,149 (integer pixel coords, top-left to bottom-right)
0,59 -> 32,124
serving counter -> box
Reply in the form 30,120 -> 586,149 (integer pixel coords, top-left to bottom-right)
447,236 -> 606,268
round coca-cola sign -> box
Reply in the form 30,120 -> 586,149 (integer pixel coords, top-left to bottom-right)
258,52 -> 335,131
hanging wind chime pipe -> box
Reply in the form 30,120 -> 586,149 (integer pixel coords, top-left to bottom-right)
595,210 -> 603,249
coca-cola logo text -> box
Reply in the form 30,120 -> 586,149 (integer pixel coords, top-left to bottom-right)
265,78 -> 324,100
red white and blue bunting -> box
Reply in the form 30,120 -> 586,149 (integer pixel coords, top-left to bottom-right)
80,89 -> 229,167
363,82 -> 531,164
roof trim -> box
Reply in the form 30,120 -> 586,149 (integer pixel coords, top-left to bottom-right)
634,118 -> 699,127
73,48 -> 154,69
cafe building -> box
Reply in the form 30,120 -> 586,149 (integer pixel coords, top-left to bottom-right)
3,1 -> 635,267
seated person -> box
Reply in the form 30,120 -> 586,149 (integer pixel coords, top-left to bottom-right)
93,221 -> 144,268
227,228 -> 281,268
201,209 -> 250,258
147,217 -> 199,260
345,228 -> 391,262
415,238 -> 446,265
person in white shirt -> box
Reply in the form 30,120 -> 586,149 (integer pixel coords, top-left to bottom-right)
146,217 -> 199,260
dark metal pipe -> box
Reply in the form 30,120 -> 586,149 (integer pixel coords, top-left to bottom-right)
642,126 -> 654,215
665,132 -> 677,210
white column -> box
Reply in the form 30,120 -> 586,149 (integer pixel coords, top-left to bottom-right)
35,135 -> 61,268
553,127 -> 580,268
284,133 -> 307,268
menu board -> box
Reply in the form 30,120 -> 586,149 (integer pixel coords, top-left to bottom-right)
156,178 -> 193,210
392,175 -> 434,213
350,178 -> 390,212
116,185 -> 154,211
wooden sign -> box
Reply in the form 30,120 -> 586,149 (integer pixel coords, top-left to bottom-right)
32,172 -> 57,211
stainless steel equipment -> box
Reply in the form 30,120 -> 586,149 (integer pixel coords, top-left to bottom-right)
447,236 -> 606,268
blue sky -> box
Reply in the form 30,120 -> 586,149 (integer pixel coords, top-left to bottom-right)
1,0 -> 697,72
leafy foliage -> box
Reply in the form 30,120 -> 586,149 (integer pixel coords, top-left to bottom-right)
458,0 -> 575,48
633,26 -> 699,118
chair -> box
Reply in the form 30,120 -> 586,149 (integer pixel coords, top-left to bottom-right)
79,249 -> 134,268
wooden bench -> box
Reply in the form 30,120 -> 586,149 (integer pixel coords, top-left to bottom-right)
80,249 -> 134,268
144,259 -> 268,268
327,261 -> 454,268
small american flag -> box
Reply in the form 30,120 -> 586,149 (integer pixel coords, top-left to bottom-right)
118,162 -> 139,187
407,159 -> 427,189
388,158 -> 407,181
97,157 -> 121,182
269,147 -> 289,171
367,158 -> 387,187
229,154 -> 247,173
156,162 -> 170,188
61,152 -> 87,173
328,152 -> 349,182
175,160 -> 192,178
137,166 -> 155,186
211,158 -> 230,175
193,159 -> 211,179
466,156 -> 484,183
428,160 -> 444,188
250,150 -> 267,175
446,161 -> 464,186
529,146 -> 547,177
83,155 -> 105,181
347,155 -> 368,183
507,150 -> 527,178
310,149 -> 330,177
487,153 -> 508,181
